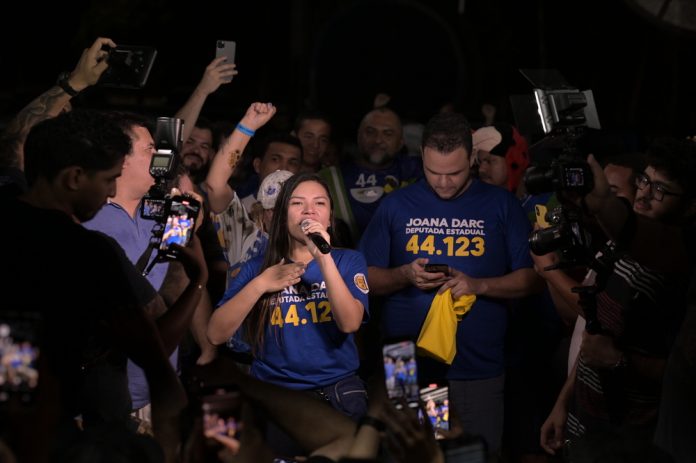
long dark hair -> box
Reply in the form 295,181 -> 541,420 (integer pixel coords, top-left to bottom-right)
244,172 -> 335,353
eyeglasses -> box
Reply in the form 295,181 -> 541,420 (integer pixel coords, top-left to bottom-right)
635,173 -> 684,201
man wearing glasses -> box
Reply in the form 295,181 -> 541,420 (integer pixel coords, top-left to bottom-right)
540,137 -> 696,461
634,169 -> 689,221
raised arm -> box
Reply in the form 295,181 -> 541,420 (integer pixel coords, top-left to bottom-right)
174,56 -> 237,143
3,37 -> 114,170
204,102 -> 276,213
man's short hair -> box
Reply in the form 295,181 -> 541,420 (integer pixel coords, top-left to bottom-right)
109,111 -> 154,143
646,137 -> 696,198
293,109 -> 332,133
24,109 -> 132,186
421,112 -> 473,155
252,132 -> 303,161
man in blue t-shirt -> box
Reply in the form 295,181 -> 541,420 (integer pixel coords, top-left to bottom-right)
320,107 -> 422,244
359,112 -> 539,457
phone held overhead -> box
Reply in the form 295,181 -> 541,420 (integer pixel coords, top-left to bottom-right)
215,40 -> 236,82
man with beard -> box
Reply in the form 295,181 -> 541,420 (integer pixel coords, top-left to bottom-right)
174,55 -> 237,185
178,117 -> 217,184
320,106 -> 422,244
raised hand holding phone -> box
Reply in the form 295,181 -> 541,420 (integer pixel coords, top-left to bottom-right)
215,40 -> 236,83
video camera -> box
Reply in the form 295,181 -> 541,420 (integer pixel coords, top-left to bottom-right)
529,206 -> 592,267
518,69 -> 600,196
513,69 -> 604,269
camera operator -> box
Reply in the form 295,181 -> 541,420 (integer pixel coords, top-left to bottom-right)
532,154 -> 646,391
539,139 -> 696,459
83,112 -> 209,441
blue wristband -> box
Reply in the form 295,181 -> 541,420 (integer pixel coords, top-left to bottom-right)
236,123 -> 255,137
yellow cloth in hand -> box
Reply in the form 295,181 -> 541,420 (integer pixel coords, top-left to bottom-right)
416,289 -> 476,365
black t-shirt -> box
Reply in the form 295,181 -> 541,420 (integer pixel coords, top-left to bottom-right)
1,197 -> 148,425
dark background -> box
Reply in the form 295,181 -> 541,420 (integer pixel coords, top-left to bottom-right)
2,0 -> 695,151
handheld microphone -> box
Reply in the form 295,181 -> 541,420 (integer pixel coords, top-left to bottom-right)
301,219 -> 332,254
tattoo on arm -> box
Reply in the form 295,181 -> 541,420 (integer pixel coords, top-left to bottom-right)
2,86 -> 70,170
4,87 -> 68,140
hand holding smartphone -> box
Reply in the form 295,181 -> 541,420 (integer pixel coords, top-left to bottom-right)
215,40 -> 236,82
159,195 -> 201,258
202,389 -> 242,453
420,384 -> 449,439
383,340 -> 419,408
99,45 -> 157,89
424,264 -> 450,276
0,311 -> 42,407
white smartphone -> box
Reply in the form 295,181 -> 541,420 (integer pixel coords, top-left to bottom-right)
215,40 -> 236,82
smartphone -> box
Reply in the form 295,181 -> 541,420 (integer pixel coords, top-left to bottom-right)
424,264 -> 450,276
0,311 -> 42,406
99,45 -> 157,89
215,40 -> 236,82
382,340 -> 419,408
420,384 -> 449,439
201,389 -> 242,452
159,195 -> 201,256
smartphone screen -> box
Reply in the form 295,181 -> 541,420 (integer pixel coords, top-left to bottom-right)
0,311 -> 42,406
424,264 -> 450,276
215,40 -> 236,82
159,196 -> 200,254
420,384 -> 449,439
201,389 -> 242,452
382,340 -> 419,408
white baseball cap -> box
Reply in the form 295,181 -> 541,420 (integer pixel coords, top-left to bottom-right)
257,170 -> 294,209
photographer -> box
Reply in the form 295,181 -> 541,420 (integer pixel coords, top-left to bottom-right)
83,112 -> 209,444
540,139 -> 696,459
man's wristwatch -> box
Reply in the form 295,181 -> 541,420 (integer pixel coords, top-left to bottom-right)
56,71 -> 79,97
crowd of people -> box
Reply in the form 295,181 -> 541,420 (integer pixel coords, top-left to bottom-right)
1,36 -> 695,463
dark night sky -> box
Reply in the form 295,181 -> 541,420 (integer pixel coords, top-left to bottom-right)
2,0 -> 696,152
